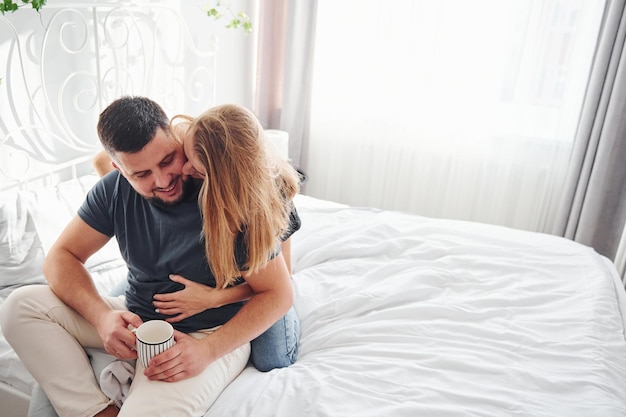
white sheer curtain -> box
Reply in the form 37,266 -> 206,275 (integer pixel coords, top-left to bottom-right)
305,0 -> 605,233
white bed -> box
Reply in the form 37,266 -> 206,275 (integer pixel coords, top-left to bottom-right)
2,2 -> 626,416
2,180 -> 626,416
214,196 -> 626,417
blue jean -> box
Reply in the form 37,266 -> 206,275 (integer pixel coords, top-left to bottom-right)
250,305 -> 300,372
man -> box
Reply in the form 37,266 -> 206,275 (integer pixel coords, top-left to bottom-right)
0,96 -> 296,416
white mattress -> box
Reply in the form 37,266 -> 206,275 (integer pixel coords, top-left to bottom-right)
2,194 -> 626,417
209,195 -> 626,416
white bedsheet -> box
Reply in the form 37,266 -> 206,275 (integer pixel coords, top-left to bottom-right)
208,195 -> 626,417
1,194 -> 626,417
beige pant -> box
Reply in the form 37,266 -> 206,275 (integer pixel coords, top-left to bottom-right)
0,285 -> 250,417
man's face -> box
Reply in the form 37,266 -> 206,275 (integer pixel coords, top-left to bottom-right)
111,128 -> 190,205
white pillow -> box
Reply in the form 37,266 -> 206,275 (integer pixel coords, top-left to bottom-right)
25,175 -> 125,271
0,192 -> 46,291
0,175 -> 126,294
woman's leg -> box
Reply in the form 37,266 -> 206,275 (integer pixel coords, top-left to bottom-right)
249,306 -> 300,372
0,285 -> 126,417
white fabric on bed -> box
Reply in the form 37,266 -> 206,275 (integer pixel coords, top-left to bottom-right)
0,336 -> 33,398
207,195 -> 626,417
0,192 -> 46,298
20,175 -> 127,283
1,192 -> 626,416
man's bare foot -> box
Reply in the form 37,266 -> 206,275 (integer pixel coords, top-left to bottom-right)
95,404 -> 119,417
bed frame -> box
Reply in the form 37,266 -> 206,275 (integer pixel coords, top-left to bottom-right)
0,0 -> 216,189
0,2 -> 216,414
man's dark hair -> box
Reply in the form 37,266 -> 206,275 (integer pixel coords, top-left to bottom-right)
97,96 -> 170,155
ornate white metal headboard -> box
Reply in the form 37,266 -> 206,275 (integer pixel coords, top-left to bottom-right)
0,0 -> 216,189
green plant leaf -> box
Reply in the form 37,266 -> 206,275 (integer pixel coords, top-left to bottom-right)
31,0 -> 46,11
204,1 -> 252,34
0,0 -> 19,14
1,0 -> 47,14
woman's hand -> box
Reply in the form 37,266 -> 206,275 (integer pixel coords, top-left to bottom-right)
153,274 -> 222,322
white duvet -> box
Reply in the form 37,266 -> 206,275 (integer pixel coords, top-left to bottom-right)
2,193 -> 626,417
208,195 -> 626,417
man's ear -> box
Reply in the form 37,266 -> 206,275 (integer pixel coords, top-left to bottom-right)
111,161 -> 122,173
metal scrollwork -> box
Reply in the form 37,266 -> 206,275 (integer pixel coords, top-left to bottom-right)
0,2 -> 217,187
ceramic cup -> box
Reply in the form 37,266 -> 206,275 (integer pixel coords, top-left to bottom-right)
134,320 -> 174,368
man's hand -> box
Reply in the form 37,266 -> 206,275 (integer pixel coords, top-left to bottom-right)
95,309 -> 143,359
143,330 -> 213,382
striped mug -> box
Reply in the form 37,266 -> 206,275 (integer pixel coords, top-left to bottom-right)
134,320 -> 175,369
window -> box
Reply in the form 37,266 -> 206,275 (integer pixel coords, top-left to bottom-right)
306,0 -> 605,232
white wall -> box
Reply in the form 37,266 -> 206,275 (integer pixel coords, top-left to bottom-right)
180,0 -> 254,110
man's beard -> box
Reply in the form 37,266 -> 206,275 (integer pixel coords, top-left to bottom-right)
147,176 -> 198,208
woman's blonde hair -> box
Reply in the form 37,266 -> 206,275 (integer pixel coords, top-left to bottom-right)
172,104 -> 300,288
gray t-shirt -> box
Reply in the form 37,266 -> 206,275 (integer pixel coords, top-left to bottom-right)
78,171 -> 299,332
